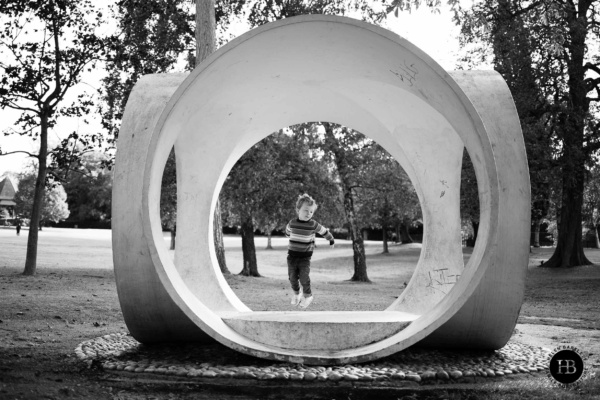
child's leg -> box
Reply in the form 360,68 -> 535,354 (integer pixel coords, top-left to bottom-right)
288,256 -> 303,306
298,258 -> 313,309
287,256 -> 300,294
297,258 -> 312,297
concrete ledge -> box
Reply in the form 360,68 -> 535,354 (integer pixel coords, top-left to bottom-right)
221,311 -> 419,350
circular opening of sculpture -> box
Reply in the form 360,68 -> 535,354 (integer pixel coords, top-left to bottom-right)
213,122 -> 424,311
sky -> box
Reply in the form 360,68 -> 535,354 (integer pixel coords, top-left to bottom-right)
0,3 -> 464,177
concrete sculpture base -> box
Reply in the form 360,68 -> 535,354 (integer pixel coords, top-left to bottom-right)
112,15 -> 530,365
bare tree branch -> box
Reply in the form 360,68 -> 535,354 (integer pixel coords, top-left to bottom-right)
4,99 -> 40,114
584,61 -> 600,73
0,150 -> 37,158
43,7 -> 63,110
2,125 -> 37,136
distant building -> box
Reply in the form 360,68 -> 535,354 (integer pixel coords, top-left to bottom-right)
0,176 -> 17,221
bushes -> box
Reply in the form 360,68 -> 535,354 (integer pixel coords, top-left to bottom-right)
48,219 -> 112,229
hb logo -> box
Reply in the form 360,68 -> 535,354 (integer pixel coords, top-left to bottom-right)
556,359 -> 577,375
548,347 -> 585,386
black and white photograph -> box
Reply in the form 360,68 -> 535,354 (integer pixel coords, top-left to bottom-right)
1,0 -> 599,399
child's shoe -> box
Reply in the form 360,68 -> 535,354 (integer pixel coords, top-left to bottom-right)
298,295 -> 313,309
290,292 -> 302,306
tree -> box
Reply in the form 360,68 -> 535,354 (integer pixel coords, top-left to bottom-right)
220,139 -> 272,276
316,123 -> 379,282
355,152 -> 419,252
0,0 -> 107,275
451,0 -> 599,267
14,170 -> 69,228
62,153 -> 112,226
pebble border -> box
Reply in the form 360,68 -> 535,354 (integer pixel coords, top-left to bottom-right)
75,333 -> 551,384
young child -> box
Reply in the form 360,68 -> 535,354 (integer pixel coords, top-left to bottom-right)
285,194 -> 335,309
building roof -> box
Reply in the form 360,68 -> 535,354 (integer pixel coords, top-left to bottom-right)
0,177 -> 17,201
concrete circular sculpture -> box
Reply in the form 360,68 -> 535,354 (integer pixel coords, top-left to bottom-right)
112,15 -> 530,365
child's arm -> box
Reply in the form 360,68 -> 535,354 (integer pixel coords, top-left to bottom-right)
285,221 -> 291,237
315,223 -> 335,247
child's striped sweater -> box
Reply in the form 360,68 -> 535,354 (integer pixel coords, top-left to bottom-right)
285,218 -> 335,258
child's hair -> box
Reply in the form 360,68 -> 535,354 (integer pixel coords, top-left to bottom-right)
296,193 -> 317,210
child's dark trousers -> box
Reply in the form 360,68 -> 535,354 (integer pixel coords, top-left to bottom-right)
287,255 -> 311,295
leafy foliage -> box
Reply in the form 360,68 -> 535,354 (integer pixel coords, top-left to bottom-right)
99,0 -> 251,152
454,0 -> 600,267
160,149 -> 178,231
99,0 -> 195,149
460,149 -> 479,243
239,0 -> 390,26
0,0 -> 108,167
61,153 -> 112,224
14,170 -> 69,225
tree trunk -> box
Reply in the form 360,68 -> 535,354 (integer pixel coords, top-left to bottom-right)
532,219 -> 541,248
382,224 -> 389,254
213,200 -> 229,274
544,163 -> 591,267
472,220 -> 479,246
344,189 -> 369,282
594,225 -> 600,249
266,231 -> 273,250
323,123 -> 369,282
23,115 -> 49,275
196,0 -> 215,64
395,223 -> 401,243
399,218 -> 413,244
239,211 -> 260,277
170,225 -> 176,250
196,0 -> 229,274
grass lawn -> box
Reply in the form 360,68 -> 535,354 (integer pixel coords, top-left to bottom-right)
1,227 -> 599,399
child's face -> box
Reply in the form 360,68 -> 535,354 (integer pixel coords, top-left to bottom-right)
297,203 -> 316,221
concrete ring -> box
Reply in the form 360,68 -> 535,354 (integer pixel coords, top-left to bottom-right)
113,15 -> 530,365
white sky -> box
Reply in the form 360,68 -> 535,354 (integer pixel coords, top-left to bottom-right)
0,4 -> 466,177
